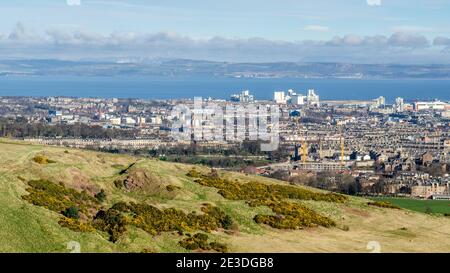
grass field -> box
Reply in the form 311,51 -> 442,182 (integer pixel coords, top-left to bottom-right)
371,197 -> 450,215
2,139 -> 450,253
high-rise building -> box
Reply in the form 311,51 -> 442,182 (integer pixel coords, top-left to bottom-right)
291,94 -> 306,105
307,89 -> 320,107
274,91 -> 287,104
372,96 -> 386,109
395,97 -> 405,112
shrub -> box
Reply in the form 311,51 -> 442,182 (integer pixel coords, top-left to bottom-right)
179,233 -> 228,253
186,168 -> 341,230
367,201 -> 401,210
63,206 -> 80,219
186,168 -> 202,178
252,201 -> 336,229
58,217 -> 95,232
221,215 -> 234,230
22,179 -> 101,233
209,242 -> 228,253
93,202 -> 233,242
22,179 -> 99,214
93,209 -> 128,243
188,168 -> 348,203
94,189 -> 107,202
32,155 -> 55,164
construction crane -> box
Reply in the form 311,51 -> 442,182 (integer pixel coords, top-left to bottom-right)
290,115 -> 308,164
291,116 -> 302,162
302,136 -> 308,164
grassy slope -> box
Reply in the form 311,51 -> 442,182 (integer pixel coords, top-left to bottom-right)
1,139 -> 450,253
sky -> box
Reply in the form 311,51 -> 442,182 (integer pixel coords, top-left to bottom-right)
1,0 -> 450,63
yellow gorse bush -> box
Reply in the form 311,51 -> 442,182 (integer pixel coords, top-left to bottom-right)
188,168 -> 348,229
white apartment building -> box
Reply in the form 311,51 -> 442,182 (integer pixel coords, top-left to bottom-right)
395,97 -> 405,112
414,101 -> 448,111
274,91 -> 287,104
291,94 -> 307,105
307,89 -> 320,106
372,96 -> 386,109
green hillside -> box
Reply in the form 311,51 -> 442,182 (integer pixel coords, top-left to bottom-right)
1,139 -> 450,253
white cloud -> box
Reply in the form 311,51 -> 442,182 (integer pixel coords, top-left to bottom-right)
66,0 -> 81,6
367,0 -> 381,6
0,23 -> 447,63
388,32 -> 428,48
303,25 -> 330,32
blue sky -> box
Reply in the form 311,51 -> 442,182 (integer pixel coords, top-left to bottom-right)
1,0 -> 450,63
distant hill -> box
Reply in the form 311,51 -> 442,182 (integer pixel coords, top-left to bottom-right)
1,59 -> 450,79
1,139 -> 450,253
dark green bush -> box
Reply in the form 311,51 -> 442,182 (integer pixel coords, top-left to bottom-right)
94,189 -> 107,202
221,215 -> 234,230
63,206 -> 80,219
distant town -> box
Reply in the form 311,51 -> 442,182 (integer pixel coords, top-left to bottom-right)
1,88 -> 449,200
